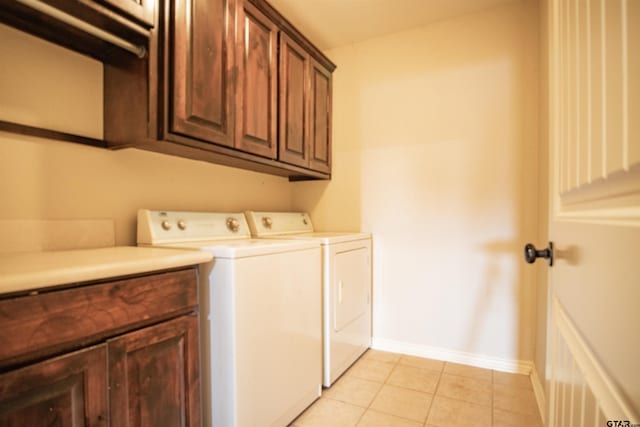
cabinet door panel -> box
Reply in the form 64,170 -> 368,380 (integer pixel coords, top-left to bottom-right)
171,0 -> 235,146
109,315 -> 200,427
235,1 -> 278,158
279,32 -> 309,168
0,345 -> 108,427
309,59 -> 332,173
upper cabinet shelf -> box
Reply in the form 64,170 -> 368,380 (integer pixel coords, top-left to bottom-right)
104,0 -> 336,180
0,0 -> 154,62
0,0 -> 335,180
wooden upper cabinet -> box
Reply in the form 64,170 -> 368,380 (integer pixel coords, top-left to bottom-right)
103,0 -> 155,27
102,0 -> 335,179
278,32 -> 333,173
279,32 -> 310,168
235,1 -> 278,158
170,0 -> 236,147
309,58 -> 332,173
0,345 -> 108,427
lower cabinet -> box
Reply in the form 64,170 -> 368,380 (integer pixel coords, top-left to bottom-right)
0,268 -> 201,427
0,345 -> 108,426
109,316 -> 200,427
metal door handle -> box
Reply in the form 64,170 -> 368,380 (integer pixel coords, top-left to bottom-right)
524,242 -> 554,266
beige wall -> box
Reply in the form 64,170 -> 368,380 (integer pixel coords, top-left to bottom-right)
2,1 -> 545,367
0,24 -> 292,246
294,0 -> 541,364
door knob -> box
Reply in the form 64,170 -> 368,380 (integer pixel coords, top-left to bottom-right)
524,242 -> 554,266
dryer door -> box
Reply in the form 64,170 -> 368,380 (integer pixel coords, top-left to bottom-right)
333,244 -> 370,332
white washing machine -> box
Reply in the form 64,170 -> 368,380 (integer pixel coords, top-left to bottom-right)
245,211 -> 372,387
137,209 -> 322,427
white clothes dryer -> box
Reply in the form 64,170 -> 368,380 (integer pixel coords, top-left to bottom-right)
245,211 -> 372,387
137,210 -> 322,427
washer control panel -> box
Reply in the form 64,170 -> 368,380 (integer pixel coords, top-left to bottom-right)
137,209 -> 251,244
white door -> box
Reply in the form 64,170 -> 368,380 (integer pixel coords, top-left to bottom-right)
545,0 -> 639,425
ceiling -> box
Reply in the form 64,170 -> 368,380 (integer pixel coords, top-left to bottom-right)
268,0 -> 520,50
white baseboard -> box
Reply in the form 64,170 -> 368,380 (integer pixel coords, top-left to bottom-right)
371,337 -> 533,375
531,363 -> 547,426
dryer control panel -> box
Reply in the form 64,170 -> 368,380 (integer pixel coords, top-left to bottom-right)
245,211 -> 314,236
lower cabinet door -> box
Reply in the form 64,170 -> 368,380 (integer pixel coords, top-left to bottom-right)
108,315 -> 200,427
0,345 -> 108,427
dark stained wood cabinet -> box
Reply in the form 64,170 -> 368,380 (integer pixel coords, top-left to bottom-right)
309,58 -> 332,174
109,316 -> 200,427
0,0 -> 335,179
278,33 -> 333,173
103,0 -> 336,180
278,32 -> 310,168
167,0 -> 280,157
279,33 -> 332,173
170,0 -> 236,148
0,345 -> 108,427
235,0 -> 278,158
0,268 -> 201,427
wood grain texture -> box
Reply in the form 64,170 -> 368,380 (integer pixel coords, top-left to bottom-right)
170,0 -> 236,147
109,315 -> 200,427
235,0 -> 278,158
0,344 -> 108,427
0,269 -> 197,369
102,0 -> 333,179
309,58 -> 332,174
246,0 -> 336,72
278,31 -> 310,168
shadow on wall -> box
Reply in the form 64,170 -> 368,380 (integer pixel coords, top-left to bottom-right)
472,240 -> 534,362
298,0 -> 542,364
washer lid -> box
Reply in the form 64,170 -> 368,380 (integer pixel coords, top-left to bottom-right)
145,238 -> 320,258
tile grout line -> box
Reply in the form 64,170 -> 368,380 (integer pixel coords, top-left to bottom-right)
422,361 -> 446,426
353,353 -> 400,426
332,351 -> 532,426
365,353 -> 442,426
491,369 -> 494,427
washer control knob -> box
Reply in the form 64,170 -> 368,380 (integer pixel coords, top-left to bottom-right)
262,217 -> 273,228
161,220 -> 172,231
226,217 -> 240,233
177,220 -> 187,230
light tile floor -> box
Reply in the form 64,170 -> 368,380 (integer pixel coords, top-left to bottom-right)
290,350 -> 543,427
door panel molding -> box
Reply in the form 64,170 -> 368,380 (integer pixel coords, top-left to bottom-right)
551,0 -> 640,225
548,297 -> 638,425
235,1 -> 278,158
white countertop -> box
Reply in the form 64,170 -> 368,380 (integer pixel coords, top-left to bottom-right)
0,246 -> 213,295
